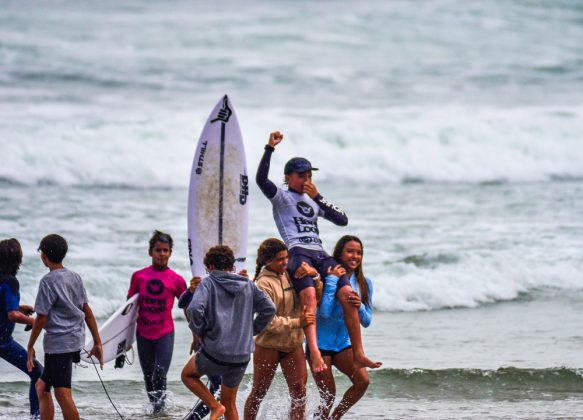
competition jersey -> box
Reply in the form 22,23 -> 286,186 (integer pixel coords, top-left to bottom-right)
270,187 -> 325,250
257,145 -> 348,251
128,266 -> 186,340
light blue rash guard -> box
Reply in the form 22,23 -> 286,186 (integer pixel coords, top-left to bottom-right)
316,272 -> 373,352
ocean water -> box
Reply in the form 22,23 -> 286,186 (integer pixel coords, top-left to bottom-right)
1,0 -> 583,418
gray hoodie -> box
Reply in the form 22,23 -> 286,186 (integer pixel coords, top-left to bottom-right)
187,270 -> 275,364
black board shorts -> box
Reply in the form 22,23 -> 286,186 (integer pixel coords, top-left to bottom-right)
41,350 -> 80,391
288,247 -> 351,292
305,345 -> 352,360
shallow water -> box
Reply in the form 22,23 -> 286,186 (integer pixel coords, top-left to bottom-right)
2,0 -> 583,418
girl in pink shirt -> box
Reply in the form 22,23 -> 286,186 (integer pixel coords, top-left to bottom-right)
128,230 -> 187,413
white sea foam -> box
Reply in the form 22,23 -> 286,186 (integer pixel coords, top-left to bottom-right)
1,104 -> 582,187
371,251 -> 583,312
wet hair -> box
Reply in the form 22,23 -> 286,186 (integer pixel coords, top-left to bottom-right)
38,234 -> 68,264
149,230 -> 173,253
0,238 -> 23,276
332,235 -> 370,306
204,245 -> 235,271
254,238 -> 288,280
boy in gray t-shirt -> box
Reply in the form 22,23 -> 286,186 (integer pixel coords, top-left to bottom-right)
27,234 -> 103,420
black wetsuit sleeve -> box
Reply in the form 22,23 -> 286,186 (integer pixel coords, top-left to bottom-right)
178,289 -> 194,309
256,145 -> 277,199
314,194 -> 348,226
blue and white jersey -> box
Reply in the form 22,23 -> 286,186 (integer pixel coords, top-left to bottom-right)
270,187 -> 325,250
256,146 -> 349,251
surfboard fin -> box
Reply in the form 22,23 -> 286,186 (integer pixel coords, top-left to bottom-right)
114,354 -> 126,369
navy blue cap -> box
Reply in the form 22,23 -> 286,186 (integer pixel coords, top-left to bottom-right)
284,157 -> 319,174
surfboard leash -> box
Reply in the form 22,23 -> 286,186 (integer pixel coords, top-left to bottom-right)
181,379 -> 206,420
82,350 -> 125,420
181,378 -> 224,420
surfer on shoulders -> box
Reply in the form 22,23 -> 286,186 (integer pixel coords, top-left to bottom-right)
256,131 -> 381,372
244,238 -> 316,420
0,238 -> 43,418
309,235 -> 376,419
181,245 -> 275,420
27,234 -> 103,420
127,230 -> 187,414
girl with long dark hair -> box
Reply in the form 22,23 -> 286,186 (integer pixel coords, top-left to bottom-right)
310,235 -> 375,419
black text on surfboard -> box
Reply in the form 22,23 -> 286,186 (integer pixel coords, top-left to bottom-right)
195,140 -> 208,175
188,239 -> 193,266
240,174 -> 249,205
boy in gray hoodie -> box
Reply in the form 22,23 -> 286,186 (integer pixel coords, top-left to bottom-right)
182,245 -> 275,420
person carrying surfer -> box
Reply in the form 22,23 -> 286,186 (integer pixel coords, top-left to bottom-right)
181,245 -> 275,420
27,233 -> 103,420
0,238 -> 43,418
127,230 -> 187,413
244,238 -> 317,420
309,235 -> 376,419
256,131 -> 381,372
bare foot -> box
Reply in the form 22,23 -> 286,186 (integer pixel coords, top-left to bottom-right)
354,354 -> 382,369
210,404 -> 226,420
311,352 -> 328,373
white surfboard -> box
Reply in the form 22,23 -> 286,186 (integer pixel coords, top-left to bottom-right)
187,95 -> 249,277
81,293 -> 139,363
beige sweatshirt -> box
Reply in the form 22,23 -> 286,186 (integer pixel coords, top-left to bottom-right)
254,268 -> 305,353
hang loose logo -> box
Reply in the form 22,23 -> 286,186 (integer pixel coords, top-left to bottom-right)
296,201 -> 315,218
211,96 -> 232,123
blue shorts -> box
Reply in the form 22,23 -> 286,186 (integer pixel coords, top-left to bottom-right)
195,349 -> 248,389
288,247 -> 351,293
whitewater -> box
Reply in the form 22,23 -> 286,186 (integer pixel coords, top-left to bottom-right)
1,0 -> 583,418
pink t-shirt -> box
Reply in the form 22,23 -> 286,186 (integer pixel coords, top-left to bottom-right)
128,266 -> 187,340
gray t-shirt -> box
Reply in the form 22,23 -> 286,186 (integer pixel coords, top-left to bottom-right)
270,187 -> 325,251
34,268 -> 88,354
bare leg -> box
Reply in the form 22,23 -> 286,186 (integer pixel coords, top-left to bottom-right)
181,355 -> 225,420
220,383 -> 240,420
280,346 -> 308,420
310,355 -> 335,419
329,348 -> 369,419
54,387 -> 79,420
299,287 -> 327,372
244,346 -> 280,420
36,379 -> 54,420
337,285 -> 381,369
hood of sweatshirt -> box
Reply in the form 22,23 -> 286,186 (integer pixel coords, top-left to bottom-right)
208,270 -> 249,295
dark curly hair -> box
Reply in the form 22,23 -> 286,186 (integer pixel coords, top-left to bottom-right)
254,238 -> 288,280
149,230 -> 173,253
39,234 -> 68,264
0,238 -> 23,276
204,245 -> 235,271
